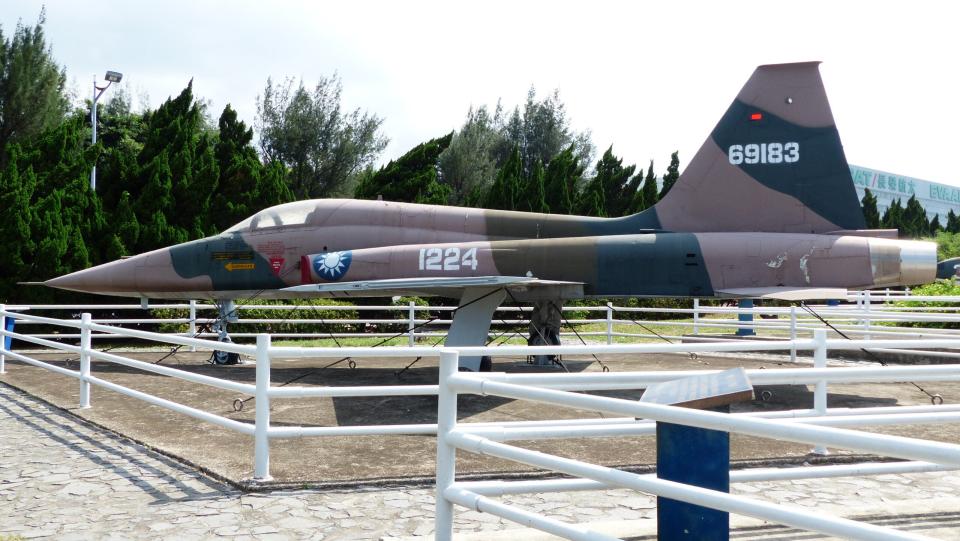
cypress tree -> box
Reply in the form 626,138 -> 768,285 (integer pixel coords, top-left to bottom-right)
517,159 -> 548,213
882,199 -> 904,235
634,161 -> 658,212
483,146 -> 523,210
31,190 -> 70,281
659,151 -> 680,199
902,195 -> 929,238
585,146 -> 636,217
542,145 -> 582,214
0,10 -> 69,164
948,210 -> 960,234
114,191 -> 139,254
0,151 -> 37,299
354,133 -> 454,205
929,214 -> 942,236
577,173 -> 605,217
211,105 -> 293,232
861,188 -> 880,229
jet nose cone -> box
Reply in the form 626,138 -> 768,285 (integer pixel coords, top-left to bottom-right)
45,257 -> 141,295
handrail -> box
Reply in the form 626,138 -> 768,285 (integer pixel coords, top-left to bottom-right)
3,304 -> 960,541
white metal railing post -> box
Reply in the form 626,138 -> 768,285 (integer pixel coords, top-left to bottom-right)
0,304 -> 6,374
789,305 -> 797,363
435,349 -> 460,541
188,300 -> 197,352
606,302 -> 614,345
408,301 -> 416,347
79,313 -> 92,408
253,334 -> 272,481
693,298 -> 700,335
856,290 -> 863,317
812,329 -> 829,455
863,290 -> 872,340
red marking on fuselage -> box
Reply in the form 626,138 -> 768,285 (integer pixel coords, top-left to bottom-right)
300,255 -> 311,284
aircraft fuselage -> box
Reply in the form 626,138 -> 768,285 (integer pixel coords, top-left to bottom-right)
44,199 -> 935,300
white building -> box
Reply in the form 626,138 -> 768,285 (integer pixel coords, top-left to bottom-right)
851,164 -> 960,221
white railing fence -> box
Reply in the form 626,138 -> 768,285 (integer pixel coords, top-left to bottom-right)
438,366 -> 958,540
6,288 -> 960,349
3,305 -> 960,539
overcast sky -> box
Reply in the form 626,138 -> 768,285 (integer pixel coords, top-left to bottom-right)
4,1 -> 958,186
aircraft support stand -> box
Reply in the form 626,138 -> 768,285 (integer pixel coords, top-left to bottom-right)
736,298 -> 755,336
212,300 -> 240,365
444,288 -> 506,371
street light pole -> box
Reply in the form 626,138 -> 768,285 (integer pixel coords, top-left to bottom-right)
90,70 -> 123,192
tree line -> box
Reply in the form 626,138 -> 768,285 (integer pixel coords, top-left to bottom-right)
0,13 -> 687,304
4,12 -> 951,306
860,189 -> 956,238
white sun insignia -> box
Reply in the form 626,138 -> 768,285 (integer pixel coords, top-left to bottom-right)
312,251 -> 352,281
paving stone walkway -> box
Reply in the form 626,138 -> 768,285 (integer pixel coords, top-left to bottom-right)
2,383 -> 959,540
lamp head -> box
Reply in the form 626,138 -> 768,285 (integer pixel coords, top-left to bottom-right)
104,71 -> 123,83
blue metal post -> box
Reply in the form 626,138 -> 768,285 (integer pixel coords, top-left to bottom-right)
3,314 -> 13,351
736,298 -> 755,336
657,406 -> 730,540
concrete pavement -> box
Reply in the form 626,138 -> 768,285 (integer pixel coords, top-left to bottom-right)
2,383 -> 959,540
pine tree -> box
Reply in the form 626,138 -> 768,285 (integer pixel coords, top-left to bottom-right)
902,195 -> 929,238
633,161 -> 658,212
861,188 -> 881,229
114,191 -> 139,254
658,151 -> 680,199
577,173 -> 605,217
517,159 -> 548,213
211,105 -> 262,231
582,146 -> 636,217
256,74 -> 388,199
579,189 -> 604,218
882,199 -> 904,235
354,133 -> 454,205
0,10 -> 69,164
483,146 -> 523,210
0,150 -> 37,299
31,190 -> 70,281
438,105 -> 503,204
542,145 -> 582,214
948,210 -> 960,234
929,214 -> 942,235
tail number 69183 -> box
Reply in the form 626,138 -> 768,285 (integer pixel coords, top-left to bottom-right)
728,142 -> 799,165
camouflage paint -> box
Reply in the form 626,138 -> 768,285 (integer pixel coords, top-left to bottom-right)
169,235 -> 287,291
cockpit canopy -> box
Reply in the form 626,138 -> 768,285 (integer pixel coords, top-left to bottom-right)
224,201 -> 320,233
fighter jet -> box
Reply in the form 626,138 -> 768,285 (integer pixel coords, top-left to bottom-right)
46,62 -> 937,369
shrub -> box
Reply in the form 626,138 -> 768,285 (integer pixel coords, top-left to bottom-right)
890,279 -> 960,329
151,298 -> 359,335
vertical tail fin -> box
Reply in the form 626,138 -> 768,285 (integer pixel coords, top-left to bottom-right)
648,62 -> 865,233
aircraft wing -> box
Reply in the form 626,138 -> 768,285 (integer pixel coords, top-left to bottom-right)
280,276 -> 585,299
716,287 -> 848,301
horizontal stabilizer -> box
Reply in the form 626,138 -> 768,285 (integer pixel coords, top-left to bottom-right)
717,287 -> 848,301
824,229 -> 899,239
